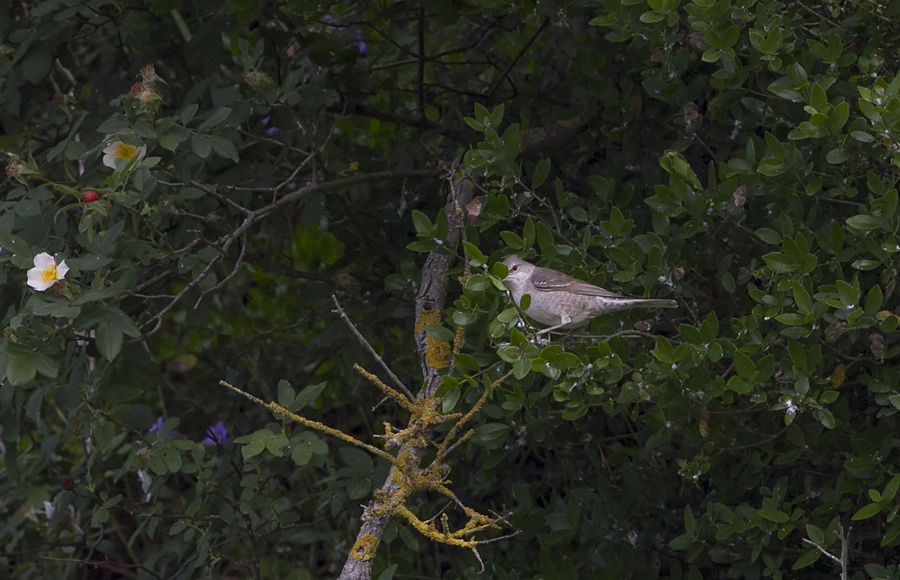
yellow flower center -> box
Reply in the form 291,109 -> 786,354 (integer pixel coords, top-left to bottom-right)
116,143 -> 138,160
42,265 -> 58,283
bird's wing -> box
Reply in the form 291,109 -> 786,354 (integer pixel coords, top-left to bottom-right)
530,266 -> 625,298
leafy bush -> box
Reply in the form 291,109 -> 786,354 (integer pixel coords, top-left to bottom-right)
3,1 -> 900,579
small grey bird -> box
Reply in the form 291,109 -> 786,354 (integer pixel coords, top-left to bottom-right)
502,255 -> 677,334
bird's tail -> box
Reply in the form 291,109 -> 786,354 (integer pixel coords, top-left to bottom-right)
605,297 -> 678,313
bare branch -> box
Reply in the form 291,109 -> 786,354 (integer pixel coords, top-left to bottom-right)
332,295 -> 416,401
143,168 -> 443,335
801,524 -> 849,580
486,18 -> 550,99
800,537 -> 841,565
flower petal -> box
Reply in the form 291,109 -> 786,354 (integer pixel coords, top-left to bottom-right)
27,269 -> 53,291
33,252 -> 54,268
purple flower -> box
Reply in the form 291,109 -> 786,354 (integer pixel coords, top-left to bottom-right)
355,30 -> 367,54
148,416 -> 177,439
148,416 -> 164,433
261,116 -> 280,136
203,421 -> 229,445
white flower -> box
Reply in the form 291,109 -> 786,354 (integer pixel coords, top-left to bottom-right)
102,140 -> 146,170
27,252 -> 68,291
138,469 -> 153,502
43,500 -> 55,520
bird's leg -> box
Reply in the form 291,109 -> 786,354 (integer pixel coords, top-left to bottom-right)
535,315 -> 572,336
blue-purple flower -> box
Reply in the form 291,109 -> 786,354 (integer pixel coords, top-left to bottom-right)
203,421 -> 229,445
148,416 -> 177,439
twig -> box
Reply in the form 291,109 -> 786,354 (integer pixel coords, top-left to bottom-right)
220,381 -> 397,464
332,295 -> 416,401
417,8 -> 426,115
193,231 -> 248,308
801,523 -> 849,580
795,3 -> 845,30
143,169 -> 444,335
801,537 -> 841,565
486,18 -> 550,99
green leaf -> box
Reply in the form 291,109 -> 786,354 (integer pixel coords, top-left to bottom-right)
757,508 -> 789,523
411,210 -> 433,234
806,524 -> 825,545
866,285 -> 884,314
377,564 -> 398,580
852,502 -> 882,520
532,158 -> 550,189
191,134 -> 212,158
883,474 -> 900,503
788,340 -> 807,370
668,533 -> 693,550
700,311 -> 719,342
826,148 -> 850,164
793,282 -> 813,314
488,103 -> 505,129
475,423 -> 509,443
33,352 -> 57,379
756,228 -> 782,244
775,313 -> 807,326
846,214 -> 881,231
6,354 -> 36,386
763,252 -> 794,273
277,380 -> 295,408
209,135 -> 239,162
679,324 -> 701,344
829,101 -> 849,131
851,259 -> 881,270
294,382 -> 327,411
93,306 -> 141,361
291,441 -> 313,465
513,357 -> 530,379
684,505 -> 696,537
792,548 -> 821,570
339,447 -> 374,477
882,523 -> 900,547
727,375 -> 753,394
198,106 -> 232,131
810,83 -> 828,112
734,351 -> 755,380
180,104 -> 199,125
424,325 -> 455,342
241,438 -> 267,459
639,10 -> 665,23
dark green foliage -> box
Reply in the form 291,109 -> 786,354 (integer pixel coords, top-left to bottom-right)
3,1 -> 900,579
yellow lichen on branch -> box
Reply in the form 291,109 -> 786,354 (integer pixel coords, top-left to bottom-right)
416,309 -> 451,369
435,370 -> 512,464
349,534 -> 379,561
353,364 -> 415,412
220,362 -> 516,569
219,380 -> 396,465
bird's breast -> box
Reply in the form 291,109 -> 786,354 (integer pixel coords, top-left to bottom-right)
524,291 -> 599,327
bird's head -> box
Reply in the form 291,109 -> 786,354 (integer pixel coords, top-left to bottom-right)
501,255 -> 534,296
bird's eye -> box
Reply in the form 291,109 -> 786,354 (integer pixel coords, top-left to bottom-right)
510,265 -> 517,271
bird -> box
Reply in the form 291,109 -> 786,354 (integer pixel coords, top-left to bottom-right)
501,255 -> 678,334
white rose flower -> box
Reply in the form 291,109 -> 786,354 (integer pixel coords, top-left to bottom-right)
27,252 -> 68,291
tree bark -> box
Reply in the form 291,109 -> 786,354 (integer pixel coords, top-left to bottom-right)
336,176 -> 473,580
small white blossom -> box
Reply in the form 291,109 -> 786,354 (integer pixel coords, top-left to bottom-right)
138,469 -> 153,502
102,140 -> 146,170
27,252 -> 68,291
